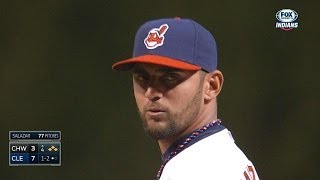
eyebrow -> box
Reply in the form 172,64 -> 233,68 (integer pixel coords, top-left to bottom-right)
156,67 -> 182,73
133,66 -> 183,74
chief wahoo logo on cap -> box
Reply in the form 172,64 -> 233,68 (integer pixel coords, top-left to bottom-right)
144,24 -> 169,49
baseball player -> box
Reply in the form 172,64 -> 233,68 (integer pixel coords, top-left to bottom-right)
112,17 -> 259,180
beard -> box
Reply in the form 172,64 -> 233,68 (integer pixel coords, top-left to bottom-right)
137,86 -> 203,140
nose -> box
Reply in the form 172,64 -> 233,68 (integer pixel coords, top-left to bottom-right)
145,86 -> 162,101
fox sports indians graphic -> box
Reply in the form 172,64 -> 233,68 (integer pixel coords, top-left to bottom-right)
275,9 -> 298,31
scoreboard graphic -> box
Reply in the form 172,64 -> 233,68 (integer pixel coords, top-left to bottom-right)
9,131 -> 61,166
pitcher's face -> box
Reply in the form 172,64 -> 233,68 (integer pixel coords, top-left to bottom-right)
132,63 -> 204,140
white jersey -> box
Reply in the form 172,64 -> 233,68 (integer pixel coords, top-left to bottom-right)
159,129 -> 259,180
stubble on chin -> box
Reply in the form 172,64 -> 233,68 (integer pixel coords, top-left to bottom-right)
138,92 -> 202,140
139,113 -> 176,140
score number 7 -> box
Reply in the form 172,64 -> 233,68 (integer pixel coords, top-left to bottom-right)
31,156 -> 36,161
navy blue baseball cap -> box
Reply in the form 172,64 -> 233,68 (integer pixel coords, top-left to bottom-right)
112,17 -> 217,72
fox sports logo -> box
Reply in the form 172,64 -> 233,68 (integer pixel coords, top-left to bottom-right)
275,9 -> 298,31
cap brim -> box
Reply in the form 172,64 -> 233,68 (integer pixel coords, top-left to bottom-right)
112,55 -> 201,71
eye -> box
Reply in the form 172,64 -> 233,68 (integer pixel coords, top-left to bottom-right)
162,73 -> 178,82
134,73 -> 149,83
137,75 -> 145,81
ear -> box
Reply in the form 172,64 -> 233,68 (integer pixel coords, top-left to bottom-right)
203,70 -> 224,101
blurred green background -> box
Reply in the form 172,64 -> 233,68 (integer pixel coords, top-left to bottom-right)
1,0 -> 319,179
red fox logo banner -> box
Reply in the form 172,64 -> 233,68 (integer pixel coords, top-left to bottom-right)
144,24 -> 169,49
